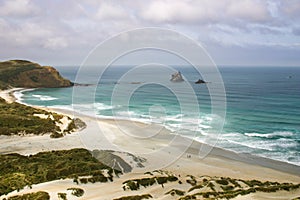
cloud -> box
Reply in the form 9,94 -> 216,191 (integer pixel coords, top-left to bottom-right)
95,2 -> 130,20
226,0 -> 270,22
139,0 -> 271,24
0,0 -> 40,17
281,0 -> 300,19
139,0 -> 221,24
0,0 -> 299,66
0,21 -> 50,45
292,27 -> 300,35
43,37 -> 68,50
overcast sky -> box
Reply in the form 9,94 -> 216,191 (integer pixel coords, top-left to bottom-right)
0,0 -> 300,66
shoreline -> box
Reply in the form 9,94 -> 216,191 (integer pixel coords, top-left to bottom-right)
0,88 -> 299,177
0,88 -> 299,199
50,106 -> 300,177
0,87 -> 24,103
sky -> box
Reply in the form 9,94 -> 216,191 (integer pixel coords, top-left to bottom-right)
0,0 -> 300,66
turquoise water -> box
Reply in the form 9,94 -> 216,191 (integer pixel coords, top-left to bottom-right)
16,66 -> 300,165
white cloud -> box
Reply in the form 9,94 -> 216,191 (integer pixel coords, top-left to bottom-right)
95,2 -> 129,20
43,37 -> 68,50
139,0 -> 222,24
139,0 -> 271,24
0,0 -> 40,17
0,21 -> 51,46
226,0 -> 271,22
0,0 -> 299,65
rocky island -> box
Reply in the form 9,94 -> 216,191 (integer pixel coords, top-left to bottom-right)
170,71 -> 184,82
195,79 -> 206,84
0,60 -> 73,89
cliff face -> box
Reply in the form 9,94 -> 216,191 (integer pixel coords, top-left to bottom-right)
0,60 -> 73,89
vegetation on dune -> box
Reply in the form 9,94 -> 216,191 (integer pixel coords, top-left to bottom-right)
3,191 -> 50,200
1,166 -> 299,199
65,118 -> 86,133
0,60 -> 73,89
67,187 -> 84,197
186,175 -> 197,186
165,189 -> 185,196
122,175 -> 178,191
57,192 -> 67,200
0,148 -> 120,196
178,176 -> 300,200
121,172 -> 300,200
0,98 -> 57,135
215,178 -> 229,185
0,97 -> 85,136
113,194 -> 153,200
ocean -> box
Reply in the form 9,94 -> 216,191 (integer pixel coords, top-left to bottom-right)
15,66 -> 300,166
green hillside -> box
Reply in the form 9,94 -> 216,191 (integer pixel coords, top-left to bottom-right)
0,60 -> 73,89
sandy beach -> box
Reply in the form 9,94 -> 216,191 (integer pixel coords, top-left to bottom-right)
0,89 -> 299,200
0,88 -> 23,103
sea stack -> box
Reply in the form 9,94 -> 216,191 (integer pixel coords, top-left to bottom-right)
170,71 -> 184,82
195,79 -> 206,84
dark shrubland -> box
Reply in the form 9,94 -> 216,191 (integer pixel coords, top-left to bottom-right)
4,191 -> 50,200
0,148 -> 117,196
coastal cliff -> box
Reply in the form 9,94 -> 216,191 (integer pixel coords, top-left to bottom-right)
0,60 -> 73,89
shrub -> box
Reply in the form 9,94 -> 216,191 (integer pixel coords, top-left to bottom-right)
165,189 -> 185,196
113,194 -> 152,200
95,174 -> 108,182
156,177 -> 168,185
203,193 -> 209,198
186,178 -> 197,186
167,175 -> 178,182
216,179 -> 229,185
50,132 -> 64,138
67,187 -> 84,197
79,178 -> 88,184
6,191 -> 50,200
139,178 -> 156,188
229,179 -> 241,188
58,192 -> 67,200
124,180 -> 140,190
243,179 -> 263,187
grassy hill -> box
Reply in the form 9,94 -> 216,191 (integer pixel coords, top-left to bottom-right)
0,60 -> 73,89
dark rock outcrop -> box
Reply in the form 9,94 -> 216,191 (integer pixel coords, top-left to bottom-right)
0,60 -> 73,89
170,71 -> 184,82
195,79 -> 206,84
